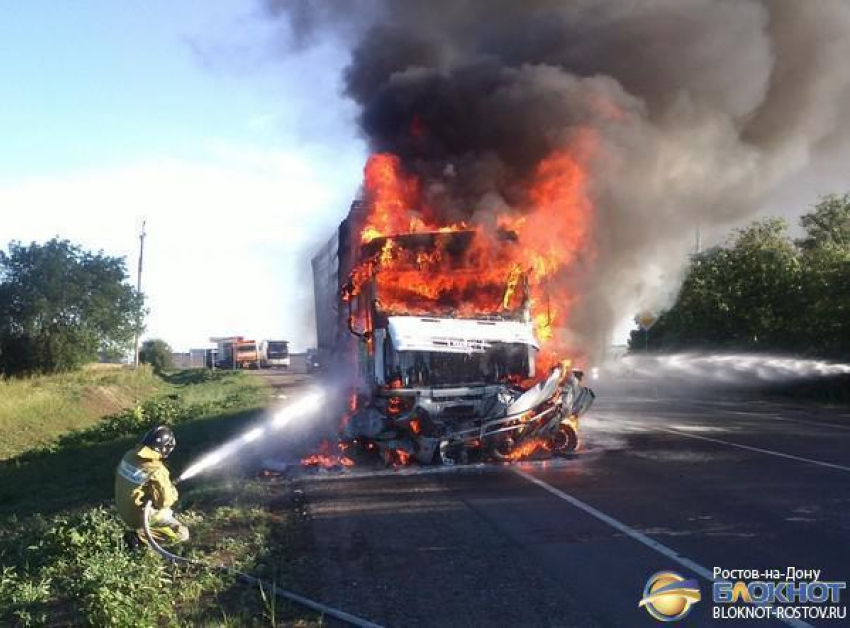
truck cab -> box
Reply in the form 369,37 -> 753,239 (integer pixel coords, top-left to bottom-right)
338,230 -> 593,464
260,340 -> 290,369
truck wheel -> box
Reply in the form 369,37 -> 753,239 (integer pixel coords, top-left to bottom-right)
488,437 -> 516,462
551,425 -> 578,454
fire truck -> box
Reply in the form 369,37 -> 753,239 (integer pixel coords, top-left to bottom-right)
311,200 -> 594,465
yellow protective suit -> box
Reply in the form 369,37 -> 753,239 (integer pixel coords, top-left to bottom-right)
114,445 -> 188,545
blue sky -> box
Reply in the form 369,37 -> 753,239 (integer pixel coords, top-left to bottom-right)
2,3 -> 845,352
0,1 -> 367,350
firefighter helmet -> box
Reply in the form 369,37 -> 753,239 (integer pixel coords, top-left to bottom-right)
140,425 -> 176,458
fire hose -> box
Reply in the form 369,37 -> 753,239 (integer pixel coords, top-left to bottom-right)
142,501 -> 384,628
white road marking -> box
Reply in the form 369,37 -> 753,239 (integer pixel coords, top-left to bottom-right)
725,411 -> 850,432
608,397 -> 850,432
592,408 -> 850,470
512,468 -> 811,628
513,468 -> 713,577
674,400 -> 850,432
656,427 -> 850,473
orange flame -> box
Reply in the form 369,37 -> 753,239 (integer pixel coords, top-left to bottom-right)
362,154 -> 422,242
387,396 -> 405,416
301,453 -> 355,468
356,133 -> 596,375
301,440 -> 355,469
393,449 -> 411,465
500,437 -> 551,461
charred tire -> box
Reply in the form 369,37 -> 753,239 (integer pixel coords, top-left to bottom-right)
439,440 -> 469,465
488,437 -> 516,462
551,424 -> 578,454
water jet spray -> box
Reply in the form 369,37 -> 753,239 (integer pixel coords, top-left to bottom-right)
178,390 -> 325,482
614,353 -> 850,385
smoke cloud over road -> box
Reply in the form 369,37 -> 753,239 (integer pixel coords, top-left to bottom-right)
266,0 -> 850,360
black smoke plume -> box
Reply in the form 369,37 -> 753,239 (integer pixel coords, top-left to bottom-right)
266,0 -> 850,359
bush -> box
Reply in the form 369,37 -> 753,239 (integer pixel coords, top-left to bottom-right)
0,507 -> 175,627
139,339 -> 173,374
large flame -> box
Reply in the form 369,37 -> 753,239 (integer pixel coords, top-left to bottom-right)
351,134 -> 596,375
361,154 -> 424,243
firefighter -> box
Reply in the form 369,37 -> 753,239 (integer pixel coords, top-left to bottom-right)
114,425 -> 189,547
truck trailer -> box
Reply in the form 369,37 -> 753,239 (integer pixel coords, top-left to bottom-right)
312,199 -> 594,465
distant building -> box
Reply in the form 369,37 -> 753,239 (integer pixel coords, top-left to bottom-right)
170,350 -> 208,369
171,352 -> 192,369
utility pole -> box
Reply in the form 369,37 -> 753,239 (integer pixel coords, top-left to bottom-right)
133,220 -> 147,368
695,222 -> 702,255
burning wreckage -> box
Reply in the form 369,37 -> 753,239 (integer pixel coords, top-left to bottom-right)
312,190 -> 595,467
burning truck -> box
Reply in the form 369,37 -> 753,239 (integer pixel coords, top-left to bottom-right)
312,189 -> 595,466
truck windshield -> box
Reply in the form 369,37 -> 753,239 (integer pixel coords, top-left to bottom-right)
266,342 -> 289,357
383,342 -> 532,387
364,231 -> 528,319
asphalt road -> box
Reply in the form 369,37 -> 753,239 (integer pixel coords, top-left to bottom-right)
279,379 -> 850,627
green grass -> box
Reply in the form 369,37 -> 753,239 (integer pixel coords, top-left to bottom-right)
0,481 -> 318,627
0,365 -> 162,460
0,369 -> 321,627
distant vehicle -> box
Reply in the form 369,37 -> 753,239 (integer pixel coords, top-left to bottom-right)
234,340 -> 261,369
213,337 -> 261,369
305,348 -> 321,373
205,348 -> 219,369
260,340 -> 290,369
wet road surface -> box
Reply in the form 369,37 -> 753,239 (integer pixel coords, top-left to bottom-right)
287,385 -> 850,627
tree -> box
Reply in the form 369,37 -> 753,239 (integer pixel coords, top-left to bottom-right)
796,195 -> 850,357
139,339 -> 173,373
0,239 -> 143,376
630,218 -> 801,353
798,193 -> 850,255
629,197 -> 849,360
